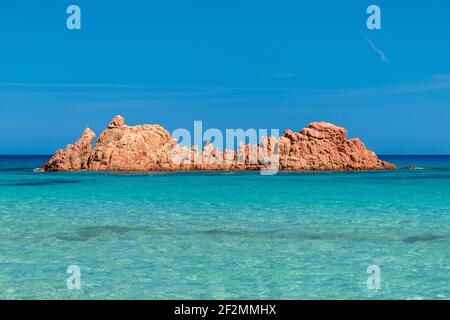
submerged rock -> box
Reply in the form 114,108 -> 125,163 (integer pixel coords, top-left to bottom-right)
41,116 -> 396,172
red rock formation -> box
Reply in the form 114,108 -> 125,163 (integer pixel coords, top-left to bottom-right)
278,122 -> 395,171
40,128 -> 95,172
87,115 -> 172,171
41,116 -> 396,172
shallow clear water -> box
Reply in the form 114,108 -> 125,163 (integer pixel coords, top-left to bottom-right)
0,155 -> 449,299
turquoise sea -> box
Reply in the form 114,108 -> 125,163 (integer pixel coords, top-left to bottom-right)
0,155 -> 449,300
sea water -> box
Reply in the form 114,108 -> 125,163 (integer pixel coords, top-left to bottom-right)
0,155 -> 449,299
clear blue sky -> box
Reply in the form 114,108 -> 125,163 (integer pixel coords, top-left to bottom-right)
1,0 -> 449,154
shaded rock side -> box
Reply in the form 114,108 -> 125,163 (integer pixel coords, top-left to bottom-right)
41,116 -> 396,172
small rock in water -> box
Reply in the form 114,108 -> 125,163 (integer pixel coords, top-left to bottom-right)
404,166 -> 426,170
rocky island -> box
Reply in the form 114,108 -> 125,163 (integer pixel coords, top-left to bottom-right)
41,115 -> 396,172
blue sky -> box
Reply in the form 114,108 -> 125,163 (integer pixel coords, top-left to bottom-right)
0,0 -> 449,154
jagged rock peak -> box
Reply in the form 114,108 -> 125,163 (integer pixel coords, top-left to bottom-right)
108,115 -> 125,128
